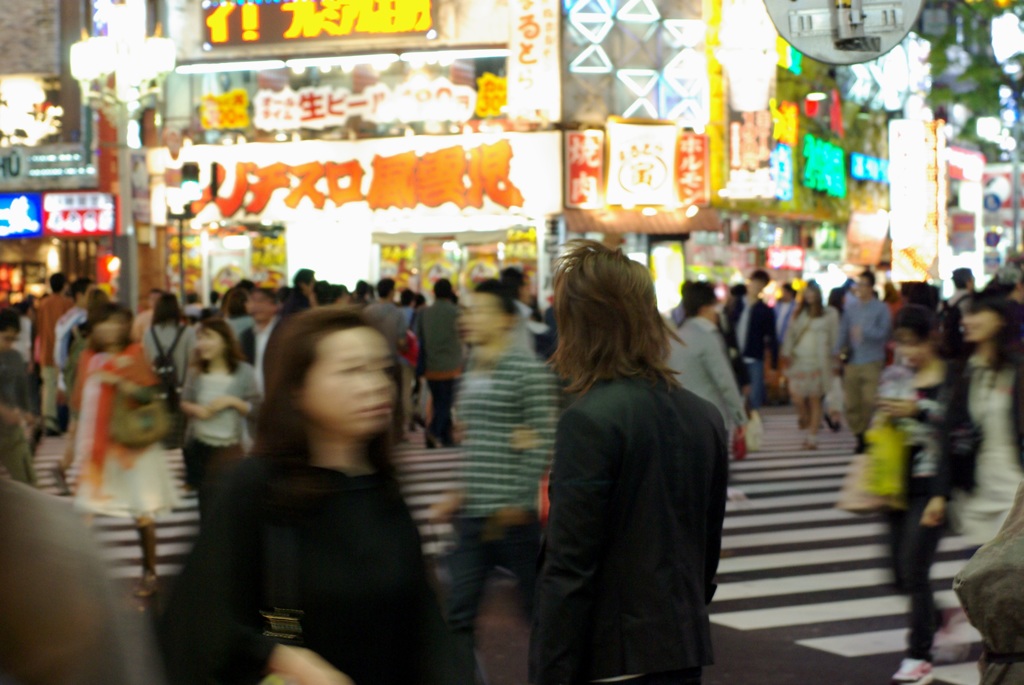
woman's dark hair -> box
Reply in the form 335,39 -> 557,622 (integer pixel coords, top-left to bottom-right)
153,293 -> 183,327
434,278 -> 454,301
194,318 -> 245,374
968,293 -> 1019,371
88,303 -> 132,352
222,288 -> 249,318
894,304 -> 937,343
253,307 -> 394,513
475,279 -> 518,315
795,281 -> 825,319
552,240 -> 678,395
81,289 -> 112,337
828,287 -> 846,314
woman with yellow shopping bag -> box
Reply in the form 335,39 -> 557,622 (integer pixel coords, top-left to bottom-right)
869,305 -> 948,685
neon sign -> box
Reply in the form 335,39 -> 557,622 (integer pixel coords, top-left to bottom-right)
203,0 -> 433,48
770,98 -> 799,146
802,134 -> 846,198
771,143 -> 794,201
850,153 -> 889,184
0,193 -> 42,239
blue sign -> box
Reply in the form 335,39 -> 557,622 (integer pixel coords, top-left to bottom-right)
850,153 -> 890,184
984,194 -> 1003,212
771,144 -> 794,202
985,231 -> 1001,248
0,193 -> 42,239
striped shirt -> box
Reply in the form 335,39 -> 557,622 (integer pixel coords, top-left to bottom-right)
456,347 -> 558,517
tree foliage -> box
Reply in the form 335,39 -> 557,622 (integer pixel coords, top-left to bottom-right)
928,0 -> 1024,154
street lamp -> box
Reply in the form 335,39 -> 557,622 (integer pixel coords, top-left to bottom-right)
70,0 -> 175,309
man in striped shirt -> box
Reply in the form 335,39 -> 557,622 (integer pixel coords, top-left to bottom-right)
430,278 -> 558,683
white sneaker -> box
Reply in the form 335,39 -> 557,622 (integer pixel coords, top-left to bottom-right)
892,658 -> 934,684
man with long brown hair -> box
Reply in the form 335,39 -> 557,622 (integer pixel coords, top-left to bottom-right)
531,240 -> 729,685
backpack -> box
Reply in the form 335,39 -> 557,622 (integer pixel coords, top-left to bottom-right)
150,326 -> 185,404
939,299 -> 967,361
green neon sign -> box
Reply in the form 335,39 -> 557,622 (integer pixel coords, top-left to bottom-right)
802,134 -> 846,198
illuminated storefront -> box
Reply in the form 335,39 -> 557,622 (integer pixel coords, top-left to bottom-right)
150,132 -> 562,296
152,0 -> 562,299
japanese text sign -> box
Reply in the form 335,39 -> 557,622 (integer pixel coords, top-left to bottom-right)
766,246 -> 805,271
201,89 -> 251,131
203,0 -> 433,48
676,132 -> 710,206
802,134 -> 847,199
850,153 -> 889,184
475,73 -> 508,119
174,132 -> 562,224
889,120 -> 946,281
565,130 -> 605,210
770,98 -> 799,146
606,122 -> 679,207
771,143 -> 794,201
507,0 -> 561,122
254,78 -> 476,131
725,109 -> 775,200
43,192 -> 116,237
0,193 -> 42,239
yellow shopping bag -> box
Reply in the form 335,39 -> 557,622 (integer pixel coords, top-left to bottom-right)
863,419 -> 909,510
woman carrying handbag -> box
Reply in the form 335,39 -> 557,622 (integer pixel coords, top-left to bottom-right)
160,307 -> 454,685
72,304 -> 180,598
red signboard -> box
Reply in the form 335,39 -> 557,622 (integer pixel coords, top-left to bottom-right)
677,132 -> 710,206
43,192 -> 116,237
766,246 -> 805,271
947,146 -> 985,183
565,130 -> 605,209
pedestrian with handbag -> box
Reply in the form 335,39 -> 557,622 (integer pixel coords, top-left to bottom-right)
71,304 -> 180,598
160,307 -> 454,685
179,318 -> 258,520
781,282 -> 839,450
874,305 -> 948,685
940,293 -> 1024,547
143,294 -> 194,453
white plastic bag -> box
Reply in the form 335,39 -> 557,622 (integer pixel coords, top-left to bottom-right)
825,377 -> 845,416
745,410 -> 764,452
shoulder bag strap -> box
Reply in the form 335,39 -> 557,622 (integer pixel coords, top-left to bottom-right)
261,524 -> 305,645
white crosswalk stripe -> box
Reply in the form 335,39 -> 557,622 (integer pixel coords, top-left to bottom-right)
712,411 -> 980,685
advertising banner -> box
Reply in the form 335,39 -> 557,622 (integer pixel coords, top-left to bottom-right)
889,120 -> 945,281
606,121 -> 678,207
507,0 -> 561,121
203,0 -> 433,48
176,131 -> 562,224
43,192 -> 116,237
0,192 -> 42,239
253,78 -> 477,131
845,210 -> 889,266
565,130 -> 605,209
677,132 -> 710,206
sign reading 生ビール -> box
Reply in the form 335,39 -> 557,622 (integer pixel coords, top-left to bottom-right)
253,77 -> 477,132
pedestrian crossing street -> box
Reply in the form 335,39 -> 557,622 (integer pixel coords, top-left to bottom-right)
16,410 -> 989,684
715,412 -> 980,685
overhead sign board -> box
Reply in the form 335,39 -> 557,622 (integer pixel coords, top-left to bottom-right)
762,0 -> 926,66
0,145 -> 97,192
202,0 -> 433,49
0,192 -> 43,239
43,192 -> 116,237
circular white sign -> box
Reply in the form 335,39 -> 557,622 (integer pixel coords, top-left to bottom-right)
763,0 -> 926,66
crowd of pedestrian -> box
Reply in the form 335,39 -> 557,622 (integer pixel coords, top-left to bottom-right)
8,249 -> 1024,685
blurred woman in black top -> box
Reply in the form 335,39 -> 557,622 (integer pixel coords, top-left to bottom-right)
160,307 -> 452,685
